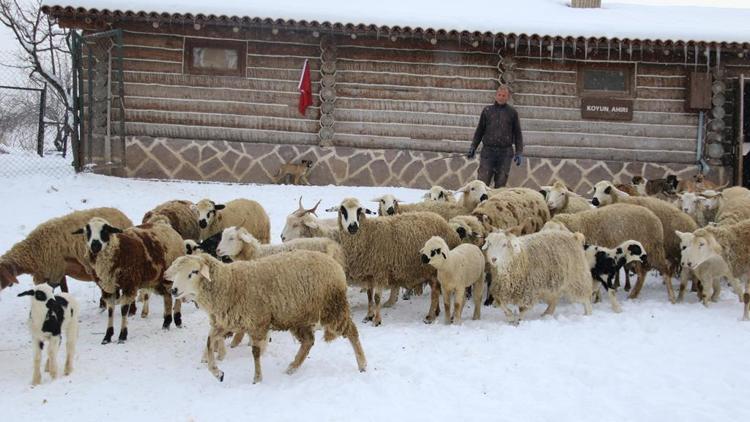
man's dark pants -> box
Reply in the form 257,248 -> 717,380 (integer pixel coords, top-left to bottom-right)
477,146 -> 514,188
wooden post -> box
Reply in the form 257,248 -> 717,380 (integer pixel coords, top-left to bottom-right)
36,84 -> 47,157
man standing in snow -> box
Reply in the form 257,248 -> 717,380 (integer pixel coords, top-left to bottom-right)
466,85 -> 524,188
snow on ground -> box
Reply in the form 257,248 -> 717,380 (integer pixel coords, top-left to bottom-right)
1,171 -> 750,422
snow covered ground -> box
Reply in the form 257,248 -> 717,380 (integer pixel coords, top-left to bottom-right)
1,171 -> 749,422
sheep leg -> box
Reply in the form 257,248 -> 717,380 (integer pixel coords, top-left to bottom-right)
483,273 -> 494,307
727,276 -> 745,301
286,326 -> 315,375
341,318 -> 367,372
423,278 -> 441,324
59,277 -> 69,293
710,278 -> 722,303
454,292 -> 466,325
472,277 -> 483,321
250,328 -> 269,384
372,286 -> 383,327
443,289 -> 452,325
402,288 -> 412,301
64,319 -> 78,376
541,297 -> 558,317
32,339 -> 43,386
516,306 -> 529,324
230,332 -> 245,348
499,303 -> 515,324
205,327 -> 225,382
414,283 -> 424,296
627,267 -> 647,300
613,271 -> 621,290
102,292 -> 115,344
623,271 -> 631,292
47,336 -> 60,380
363,288 -> 375,323
118,299 -> 131,343
663,273 -> 677,304
139,291 -> 150,318
173,297 -> 182,328
677,272 -> 690,303
383,288 -> 398,308
743,279 -> 750,321
161,293 -> 173,330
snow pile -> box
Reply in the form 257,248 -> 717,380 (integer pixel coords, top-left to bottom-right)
1,173 -> 750,422
44,0 -> 750,44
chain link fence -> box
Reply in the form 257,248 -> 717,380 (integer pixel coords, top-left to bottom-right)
0,51 -> 74,178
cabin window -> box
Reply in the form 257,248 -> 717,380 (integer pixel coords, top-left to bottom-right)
184,38 -> 246,77
577,64 -> 634,97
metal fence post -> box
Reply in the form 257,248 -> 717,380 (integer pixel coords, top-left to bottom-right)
36,84 -> 47,157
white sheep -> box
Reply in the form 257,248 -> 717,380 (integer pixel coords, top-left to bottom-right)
677,223 -> 750,315
337,197 -> 462,326
420,236 -> 484,324
280,198 -> 339,242
541,180 -> 592,215
17,284 -> 79,385
482,229 -> 593,324
166,252 -> 367,383
423,185 -> 457,203
193,198 -> 270,244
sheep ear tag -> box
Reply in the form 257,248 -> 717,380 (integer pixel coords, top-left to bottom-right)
199,264 -> 212,281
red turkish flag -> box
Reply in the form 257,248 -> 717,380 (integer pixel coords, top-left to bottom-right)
298,59 -> 312,116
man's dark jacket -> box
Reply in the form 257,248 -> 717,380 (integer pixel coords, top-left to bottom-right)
471,102 -> 523,153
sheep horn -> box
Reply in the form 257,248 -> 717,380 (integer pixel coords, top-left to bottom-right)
305,199 -> 322,216
297,196 -> 305,212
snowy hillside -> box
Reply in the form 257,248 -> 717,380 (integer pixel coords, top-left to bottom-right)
1,171 -> 749,422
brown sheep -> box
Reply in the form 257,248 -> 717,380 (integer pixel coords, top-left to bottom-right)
74,217 -> 184,344
143,200 -> 201,241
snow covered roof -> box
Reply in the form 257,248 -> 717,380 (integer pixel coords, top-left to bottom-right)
43,0 -> 750,47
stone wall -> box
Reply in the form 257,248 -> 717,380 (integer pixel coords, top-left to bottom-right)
115,136 -> 729,194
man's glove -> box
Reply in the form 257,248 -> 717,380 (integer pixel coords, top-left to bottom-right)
513,153 -> 524,166
466,146 -> 476,159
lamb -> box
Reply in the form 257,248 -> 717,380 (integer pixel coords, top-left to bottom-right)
541,180 -> 592,215
591,181 -> 698,303
420,236 -> 484,324
472,187 -> 550,235
448,215 -> 487,248
280,198 -> 339,242
194,198 -> 270,244
166,251 -> 367,383
73,217 -> 184,344
677,222 -> 750,317
183,232 -> 222,257
142,200 -> 201,241
423,185 -> 457,203
482,229 -> 593,324
583,240 -> 648,313
17,284 -> 79,385
0,207 -> 133,292
545,203 -> 669,301
216,226 -> 345,268
337,198 -> 461,325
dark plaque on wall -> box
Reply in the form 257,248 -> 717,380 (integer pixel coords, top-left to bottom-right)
581,97 -> 634,121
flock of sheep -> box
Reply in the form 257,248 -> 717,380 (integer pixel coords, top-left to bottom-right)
3,173 -> 750,386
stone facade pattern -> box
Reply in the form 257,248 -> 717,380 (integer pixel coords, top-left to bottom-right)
117,137 -> 728,195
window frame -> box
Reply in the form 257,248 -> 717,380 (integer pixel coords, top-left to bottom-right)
577,63 -> 635,98
184,38 -> 247,77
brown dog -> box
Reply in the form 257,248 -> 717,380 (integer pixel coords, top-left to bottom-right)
273,159 -> 314,185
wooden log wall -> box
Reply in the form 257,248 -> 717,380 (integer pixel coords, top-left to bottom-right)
89,24 -> 323,147
81,23 -> 709,166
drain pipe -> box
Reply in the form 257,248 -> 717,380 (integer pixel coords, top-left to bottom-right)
696,111 -> 710,174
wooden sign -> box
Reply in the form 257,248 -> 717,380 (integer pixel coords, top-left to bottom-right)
581,97 -> 634,121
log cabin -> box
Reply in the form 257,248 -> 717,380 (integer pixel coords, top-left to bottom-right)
43,1 -> 750,192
